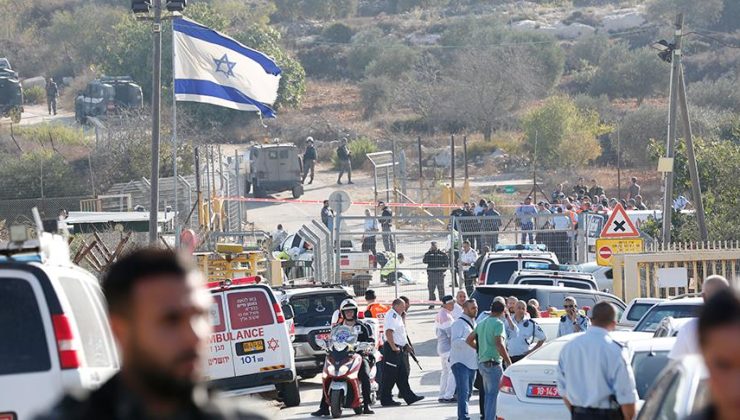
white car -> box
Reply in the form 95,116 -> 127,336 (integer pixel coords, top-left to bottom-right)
637,355 -> 710,419
0,232 -> 119,419
497,334 -> 675,420
575,262 -> 614,291
632,298 -> 703,333
619,298 -> 664,329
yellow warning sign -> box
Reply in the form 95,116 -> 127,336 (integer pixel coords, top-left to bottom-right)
596,238 -> 645,266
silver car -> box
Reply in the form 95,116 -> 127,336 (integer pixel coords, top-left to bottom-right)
277,287 -> 352,379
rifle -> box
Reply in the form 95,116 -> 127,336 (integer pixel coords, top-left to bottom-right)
406,335 -> 423,371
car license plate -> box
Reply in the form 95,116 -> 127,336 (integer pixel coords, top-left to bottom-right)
526,384 -> 560,399
236,339 -> 265,356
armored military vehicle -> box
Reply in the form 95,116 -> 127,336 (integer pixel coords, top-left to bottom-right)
74,76 -> 143,123
0,59 -> 23,123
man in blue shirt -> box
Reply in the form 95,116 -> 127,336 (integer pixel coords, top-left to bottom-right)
515,197 -> 538,244
557,296 -> 590,337
557,302 -> 638,420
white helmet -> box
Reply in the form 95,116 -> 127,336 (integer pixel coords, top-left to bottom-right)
306,136 -> 314,143
339,298 -> 359,313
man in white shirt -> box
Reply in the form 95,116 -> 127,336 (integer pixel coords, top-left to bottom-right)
450,299 -> 478,420
435,295 -> 457,403
458,240 -> 478,295
362,209 -> 379,256
271,224 -> 288,251
669,275 -> 730,360
452,289 -> 468,319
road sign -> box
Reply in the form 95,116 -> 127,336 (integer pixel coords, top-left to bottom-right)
600,203 -> 640,238
596,238 -> 645,266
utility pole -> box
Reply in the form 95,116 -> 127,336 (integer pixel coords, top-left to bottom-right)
463,135 -> 469,180
661,13 -> 683,244
148,0 -> 163,245
417,136 -> 423,204
616,124 -> 622,201
450,135 -> 456,204
678,66 -> 709,240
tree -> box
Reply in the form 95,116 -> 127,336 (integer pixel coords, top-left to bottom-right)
522,96 -> 606,169
616,105 -> 667,166
647,0 -> 725,28
589,43 -> 667,104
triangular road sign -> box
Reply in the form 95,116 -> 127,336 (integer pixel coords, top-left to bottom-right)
600,203 -> 640,238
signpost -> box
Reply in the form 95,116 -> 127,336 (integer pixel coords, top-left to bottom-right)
596,203 -> 644,266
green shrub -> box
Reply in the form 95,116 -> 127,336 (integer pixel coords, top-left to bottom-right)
466,141 -> 498,161
24,85 -> 46,105
688,74 -> 740,113
331,137 -> 379,170
16,123 -> 86,147
322,22 -> 354,43
360,76 -> 392,119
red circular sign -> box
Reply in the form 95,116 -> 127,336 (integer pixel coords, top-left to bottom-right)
599,246 -> 613,260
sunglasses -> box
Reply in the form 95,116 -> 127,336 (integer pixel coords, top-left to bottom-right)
564,304 -> 576,308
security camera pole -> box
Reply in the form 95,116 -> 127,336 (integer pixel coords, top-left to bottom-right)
149,0 -> 163,245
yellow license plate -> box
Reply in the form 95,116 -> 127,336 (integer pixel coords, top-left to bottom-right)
241,339 -> 265,354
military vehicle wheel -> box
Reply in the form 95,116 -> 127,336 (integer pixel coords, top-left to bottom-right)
292,185 -> 302,199
253,186 -> 267,198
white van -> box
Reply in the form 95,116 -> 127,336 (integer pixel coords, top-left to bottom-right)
0,233 -> 119,419
206,280 -> 300,407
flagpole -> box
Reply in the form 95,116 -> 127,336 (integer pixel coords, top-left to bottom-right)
172,18 -> 180,248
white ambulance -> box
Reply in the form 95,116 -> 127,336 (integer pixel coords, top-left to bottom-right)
205,279 -> 300,407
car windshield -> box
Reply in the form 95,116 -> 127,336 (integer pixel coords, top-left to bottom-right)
632,350 -> 671,399
290,293 -> 347,327
634,305 -> 701,332
485,260 -> 519,284
627,303 -> 657,322
527,339 -> 569,361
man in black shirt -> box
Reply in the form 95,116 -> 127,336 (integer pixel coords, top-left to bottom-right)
378,201 -> 395,252
423,241 -> 450,309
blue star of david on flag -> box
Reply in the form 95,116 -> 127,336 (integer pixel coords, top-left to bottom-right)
213,54 -> 236,78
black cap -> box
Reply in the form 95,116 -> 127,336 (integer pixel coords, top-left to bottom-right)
441,295 -> 454,304
364,289 -> 376,300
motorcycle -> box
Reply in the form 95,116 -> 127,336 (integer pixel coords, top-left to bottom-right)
319,325 -> 379,418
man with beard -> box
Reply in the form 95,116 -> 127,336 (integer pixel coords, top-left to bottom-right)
37,249 -> 266,420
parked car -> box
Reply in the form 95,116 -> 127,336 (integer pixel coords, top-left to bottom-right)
277,286 -> 352,379
619,298 -> 664,329
632,298 -> 703,333
0,232 -> 119,419
205,279 -> 300,407
471,285 -> 626,319
652,316 -> 695,338
509,269 -> 598,290
637,355 -> 710,420
575,262 -> 614,291
476,247 -> 559,286
496,335 -> 676,420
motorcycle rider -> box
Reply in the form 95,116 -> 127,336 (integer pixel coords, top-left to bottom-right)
312,299 -> 376,417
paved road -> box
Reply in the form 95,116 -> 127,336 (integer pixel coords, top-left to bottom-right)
1,103 -> 76,127
281,308 -> 470,420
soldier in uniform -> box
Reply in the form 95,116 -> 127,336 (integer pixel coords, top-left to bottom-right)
46,77 -> 58,115
36,249 -> 266,420
558,296 -> 591,337
557,301 -> 638,420
336,138 -> 353,184
379,299 -> 424,407
302,137 -> 317,184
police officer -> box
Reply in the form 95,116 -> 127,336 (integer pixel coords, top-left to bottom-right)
557,301 -> 638,420
313,299 -> 376,417
380,299 -> 424,407
558,296 -> 591,337
508,300 -> 546,363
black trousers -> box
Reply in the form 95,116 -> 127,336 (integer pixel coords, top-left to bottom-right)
427,272 -> 445,301
380,344 -> 417,404
319,357 -> 372,410
572,407 -> 623,420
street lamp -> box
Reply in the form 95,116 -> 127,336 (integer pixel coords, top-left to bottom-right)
651,40 -> 675,63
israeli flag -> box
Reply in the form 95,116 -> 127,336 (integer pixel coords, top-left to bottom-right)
173,18 -> 281,117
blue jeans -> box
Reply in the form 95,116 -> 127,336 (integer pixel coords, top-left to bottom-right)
478,361 -> 503,420
451,363 -> 476,420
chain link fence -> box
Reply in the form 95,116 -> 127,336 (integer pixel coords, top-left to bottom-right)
336,212 -> 584,305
